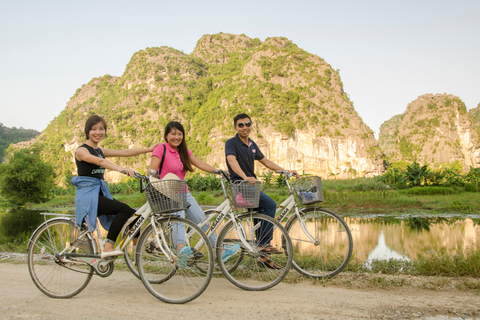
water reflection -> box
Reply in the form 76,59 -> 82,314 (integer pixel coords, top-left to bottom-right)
1,207 -> 480,262
0,208 -> 43,244
364,230 -> 410,269
348,216 -> 480,262
0,208 -> 70,245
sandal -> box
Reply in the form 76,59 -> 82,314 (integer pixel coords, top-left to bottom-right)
258,256 -> 282,270
258,244 -> 283,254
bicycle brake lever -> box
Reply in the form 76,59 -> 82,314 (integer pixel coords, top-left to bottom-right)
220,170 -> 231,182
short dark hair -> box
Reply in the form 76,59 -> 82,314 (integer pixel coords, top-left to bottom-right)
233,113 -> 252,126
84,115 -> 107,140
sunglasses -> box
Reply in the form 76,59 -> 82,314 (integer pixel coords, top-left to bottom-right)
237,122 -> 252,128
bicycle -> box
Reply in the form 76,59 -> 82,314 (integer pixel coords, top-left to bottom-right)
192,170 -> 293,291
27,172 -> 214,304
271,170 -> 353,279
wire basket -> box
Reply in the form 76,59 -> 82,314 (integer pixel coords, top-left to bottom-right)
293,176 -> 324,205
145,179 -> 188,214
230,180 -> 261,208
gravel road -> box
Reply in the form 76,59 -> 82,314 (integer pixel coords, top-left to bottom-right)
1,260 -> 479,320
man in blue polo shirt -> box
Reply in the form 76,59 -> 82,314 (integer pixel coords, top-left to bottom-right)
225,113 -> 299,269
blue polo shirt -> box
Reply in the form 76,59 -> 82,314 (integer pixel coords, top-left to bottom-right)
225,134 -> 265,181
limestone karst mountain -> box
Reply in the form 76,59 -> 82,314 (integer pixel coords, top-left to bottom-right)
378,94 -> 480,170
20,33 -> 384,183
468,102 -> 480,134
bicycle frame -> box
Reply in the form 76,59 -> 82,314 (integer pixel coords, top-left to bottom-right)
44,176 -> 178,271
28,172 -> 216,303
274,171 -> 318,244
188,171 -> 256,254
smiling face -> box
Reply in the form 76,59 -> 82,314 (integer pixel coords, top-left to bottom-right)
165,127 -> 184,150
234,117 -> 252,140
88,121 -> 106,143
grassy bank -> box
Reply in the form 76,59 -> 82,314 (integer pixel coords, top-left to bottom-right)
23,176 -> 480,215
3,176 -> 479,282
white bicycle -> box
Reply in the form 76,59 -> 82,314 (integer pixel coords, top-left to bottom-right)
27,172 -> 214,304
274,170 -> 353,279
191,170 -> 293,291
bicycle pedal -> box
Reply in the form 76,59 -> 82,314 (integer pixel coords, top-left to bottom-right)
184,249 -> 203,266
145,243 -> 159,254
192,250 -> 204,259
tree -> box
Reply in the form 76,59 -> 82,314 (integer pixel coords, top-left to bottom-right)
0,146 -> 56,205
405,162 -> 430,187
380,168 -> 407,188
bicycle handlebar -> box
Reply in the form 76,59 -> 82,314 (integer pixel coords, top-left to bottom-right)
275,170 -> 295,179
121,171 -> 148,193
212,169 -> 231,182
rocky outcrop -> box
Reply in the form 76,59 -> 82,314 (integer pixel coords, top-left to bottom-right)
14,33 -> 386,182
379,94 -> 480,170
468,103 -> 480,135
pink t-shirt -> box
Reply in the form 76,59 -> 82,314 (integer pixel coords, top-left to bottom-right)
152,142 -> 193,180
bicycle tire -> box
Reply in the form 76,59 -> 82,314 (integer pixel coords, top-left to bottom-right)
216,212 -> 293,291
194,209 -> 244,275
285,207 -> 353,279
27,218 -> 95,298
122,224 -> 141,280
136,216 -> 214,304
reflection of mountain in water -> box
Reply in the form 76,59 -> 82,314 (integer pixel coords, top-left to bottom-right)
364,230 -> 410,269
346,217 -> 480,262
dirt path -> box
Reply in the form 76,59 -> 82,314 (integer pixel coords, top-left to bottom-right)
1,262 -> 479,320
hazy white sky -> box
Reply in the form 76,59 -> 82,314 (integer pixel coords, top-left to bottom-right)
1,0 -> 479,138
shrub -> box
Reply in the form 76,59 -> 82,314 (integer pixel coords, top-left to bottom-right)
186,173 -> 221,191
0,146 -> 56,205
464,182 -> 480,192
398,186 -> 458,196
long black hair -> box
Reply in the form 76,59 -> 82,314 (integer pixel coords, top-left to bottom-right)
164,121 -> 193,172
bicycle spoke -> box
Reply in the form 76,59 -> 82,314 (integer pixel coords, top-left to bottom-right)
216,212 -> 292,291
136,216 -> 214,304
27,218 -> 94,298
287,207 -> 353,278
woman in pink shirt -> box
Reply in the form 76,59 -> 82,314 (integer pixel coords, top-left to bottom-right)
148,121 -> 239,265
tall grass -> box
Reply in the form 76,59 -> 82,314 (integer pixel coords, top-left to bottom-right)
345,249 -> 480,278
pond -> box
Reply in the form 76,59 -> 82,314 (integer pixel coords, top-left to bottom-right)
345,215 -> 480,266
0,207 -> 73,245
1,208 -> 479,264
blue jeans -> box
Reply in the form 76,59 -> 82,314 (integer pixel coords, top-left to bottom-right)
173,192 -> 216,247
255,191 -> 277,246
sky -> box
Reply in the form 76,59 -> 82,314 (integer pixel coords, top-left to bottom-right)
1,0 -> 479,138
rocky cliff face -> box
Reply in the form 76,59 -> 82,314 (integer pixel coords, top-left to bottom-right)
468,103 -> 480,134
378,94 -> 480,170
17,33 -> 385,182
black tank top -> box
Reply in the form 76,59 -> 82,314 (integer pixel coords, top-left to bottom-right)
75,144 -> 105,179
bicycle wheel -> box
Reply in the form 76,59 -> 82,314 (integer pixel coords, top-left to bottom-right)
216,212 -> 293,291
285,207 -> 353,278
122,214 -> 151,280
136,216 -> 214,304
194,209 -> 244,275
27,218 -> 95,298
122,224 -> 141,280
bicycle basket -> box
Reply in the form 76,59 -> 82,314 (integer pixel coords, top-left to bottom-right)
230,180 -> 261,208
293,176 -> 324,205
145,179 -> 188,214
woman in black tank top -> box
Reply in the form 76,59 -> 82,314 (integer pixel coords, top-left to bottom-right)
75,115 -> 158,258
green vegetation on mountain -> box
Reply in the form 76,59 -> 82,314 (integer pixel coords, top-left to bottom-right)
0,123 -> 39,159
379,94 -> 478,171
8,33 -> 380,184
468,102 -> 480,135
